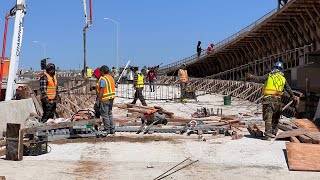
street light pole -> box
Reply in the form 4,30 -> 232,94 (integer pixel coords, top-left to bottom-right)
33,40 -> 47,58
104,17 -> 119,70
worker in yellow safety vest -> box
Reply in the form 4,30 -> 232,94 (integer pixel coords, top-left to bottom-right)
179,64 -> 189,100
86,67 -> 93,78
40,63 -> 60,123
246,61 -> 297,140
97,65 -> 116,136
131,67 -> 147,106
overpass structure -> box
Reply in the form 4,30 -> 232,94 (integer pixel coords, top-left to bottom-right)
158,0 -> 320,93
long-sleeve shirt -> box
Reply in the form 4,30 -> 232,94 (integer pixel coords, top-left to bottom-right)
40,74 -> 59,103
251,73 -> 294,98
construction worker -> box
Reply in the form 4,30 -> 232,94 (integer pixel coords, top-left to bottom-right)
246,61 -> 296,140
90,68 -> 101,118
179,64 -> 189,100
141,109 -> 167,125
97,65 -> 116,136
131,67 -> 147,106
278,0 -> 288,10
40,63 -> 60,123
86,67 -> 92,78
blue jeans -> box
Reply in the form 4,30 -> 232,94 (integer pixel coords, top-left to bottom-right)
100,99 -> 114,134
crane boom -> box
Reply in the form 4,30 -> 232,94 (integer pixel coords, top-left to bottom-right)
5,0 -> 27,101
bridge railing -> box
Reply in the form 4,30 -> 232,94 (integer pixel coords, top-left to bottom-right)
158,8 -> 278,75
206,44 -> 313,80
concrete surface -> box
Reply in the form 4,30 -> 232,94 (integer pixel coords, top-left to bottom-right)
1,132 -> 320,180
0,98 -> 36,137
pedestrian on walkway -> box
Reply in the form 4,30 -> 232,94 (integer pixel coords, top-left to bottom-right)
131,68 -> 147,106
40,63 -> 60,122
97,65 -> 116,136
197,41 -> 202,58
147,67 -> 157,92
246,61 -> 296,140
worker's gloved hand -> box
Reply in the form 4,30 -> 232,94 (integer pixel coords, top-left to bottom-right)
245,73 -> 253,80
292,96 -> 299,101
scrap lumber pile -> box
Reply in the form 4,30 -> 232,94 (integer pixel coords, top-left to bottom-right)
276,119 -> 320,144
278,119 -> 320,171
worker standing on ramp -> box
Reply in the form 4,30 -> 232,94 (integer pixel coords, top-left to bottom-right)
179,64 -> 189,101
97,65 -> 116,136
246,61 -> 296,140
40,63 -> 60,123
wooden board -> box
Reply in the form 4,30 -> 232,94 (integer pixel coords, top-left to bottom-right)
286,142 -> 320,171
0,141 -> 5,147
291,119 -> 319,132
276,129 -> 307,139
0,149 -> 5,156
5,123 -> 23,161
297,135 -> 312,144
290,136 -> 300,143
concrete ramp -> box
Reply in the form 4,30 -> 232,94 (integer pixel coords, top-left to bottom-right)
0,98 -> 36,138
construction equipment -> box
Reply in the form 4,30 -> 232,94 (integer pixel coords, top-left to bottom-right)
3,0 -> 27,101
82,0 -> 93,77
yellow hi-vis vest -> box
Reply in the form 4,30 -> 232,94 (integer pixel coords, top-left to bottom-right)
263,73 -> 286,98
97,74 -> 116,101
87,68 -> 93,78
179,69 -> 188,83
44,72 -> 58,100
136,74 -> 144,88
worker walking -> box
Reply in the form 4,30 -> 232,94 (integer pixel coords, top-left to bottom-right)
132,68 -> 147,106
179,64 -> 189,100
97,65 -> 116,136
246,61 -> 296,140
40,63 -> 60,123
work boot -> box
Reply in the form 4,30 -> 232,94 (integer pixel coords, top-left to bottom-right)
272,128 -> 278,136
262,132 -> 275,141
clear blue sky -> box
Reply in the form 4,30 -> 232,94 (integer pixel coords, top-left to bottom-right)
0,0 -> 278,70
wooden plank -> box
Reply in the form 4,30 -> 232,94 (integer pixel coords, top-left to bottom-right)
18,130 -> 24,161
291,119 -> 319,133
31,93 -> 43,116
290,136 -> 300,143
304,132 -> 320,144
0,149 -> 5,156
297,135 -> 312,144
286,142 -> 320,171
6,123 -> 21,161
276,129 -> 307,139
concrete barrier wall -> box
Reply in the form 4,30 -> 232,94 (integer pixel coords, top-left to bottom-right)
0,98 -> 36,138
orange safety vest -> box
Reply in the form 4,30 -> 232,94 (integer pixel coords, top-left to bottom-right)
179,69 -> 188,83
44,72 -> 57,100
97,74 -> 116,101
145,109 -> 158,118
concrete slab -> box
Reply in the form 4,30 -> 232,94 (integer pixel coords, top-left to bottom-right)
0,98 -> 36,137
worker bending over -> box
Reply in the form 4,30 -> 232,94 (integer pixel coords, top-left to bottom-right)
179,64 -> 189,100
131,67 -> 147,106
246,61 -> 296,140
97,65 -> 116,136
40,63 -> 60,123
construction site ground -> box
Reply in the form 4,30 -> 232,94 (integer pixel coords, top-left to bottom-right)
1,94 -> 320,180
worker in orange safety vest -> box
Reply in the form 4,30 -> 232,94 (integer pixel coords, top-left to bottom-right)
97,65 -> 116,136
178,64 -> 189,100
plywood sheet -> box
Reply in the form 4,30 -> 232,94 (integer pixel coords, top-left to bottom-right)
291,119 -> 319,132
286,142 -> 320,171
